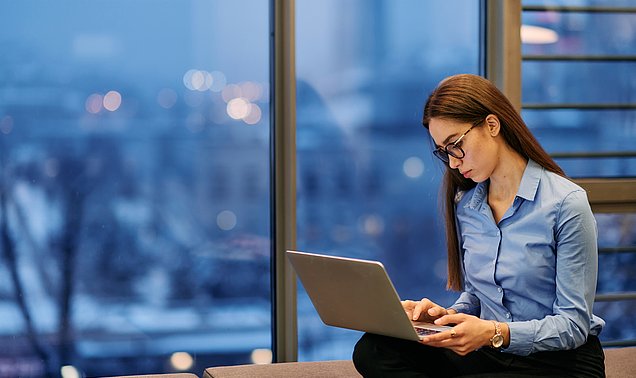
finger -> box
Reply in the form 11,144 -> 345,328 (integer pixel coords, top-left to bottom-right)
401,300 -> 416,320
412,301 -> 427,320
401,300 -> 414,315
427,305 -> 447,317
434,313 -> 465,326
420,328 -> 456,344
412,306 -> 420,320
413,298 -> 434,320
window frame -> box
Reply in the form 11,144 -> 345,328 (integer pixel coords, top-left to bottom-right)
272,0 -> 636,358
271,0 -> 298,363
518,1 -> 636,347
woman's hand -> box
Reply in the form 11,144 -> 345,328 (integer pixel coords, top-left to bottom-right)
419,313 -> 504,356
401,298 -> 451,323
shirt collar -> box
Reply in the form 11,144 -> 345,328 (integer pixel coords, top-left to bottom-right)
517,159 -> 542,201
464,159 -> 542,210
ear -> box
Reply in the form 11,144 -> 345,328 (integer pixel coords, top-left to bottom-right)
485,114 -> 500,137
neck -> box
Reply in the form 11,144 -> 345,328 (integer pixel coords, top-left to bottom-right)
488,147 -> 528,201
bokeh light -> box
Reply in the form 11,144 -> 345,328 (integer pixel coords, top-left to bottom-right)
170,352 -> 194,371
227,97 -> 250,120
521,25 -> 558,44
0,116 -> 14,134
182,69 -> 198,90
85,93 -> 103,114
60,365 -> 81,378
251,348 -> 273,365
103,90 -> 122,111
360,214 -> 384,236
403,156 -> 424,178
217,210 -> 237,231
243,103 -> 262,125
183,69 -> 219,92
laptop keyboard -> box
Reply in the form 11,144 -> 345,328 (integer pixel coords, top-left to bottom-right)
415,327 -> 440,336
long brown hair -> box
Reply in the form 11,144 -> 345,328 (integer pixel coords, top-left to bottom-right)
422,74 -> 564,291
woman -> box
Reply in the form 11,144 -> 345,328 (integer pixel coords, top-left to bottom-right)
352,74 -> 606,377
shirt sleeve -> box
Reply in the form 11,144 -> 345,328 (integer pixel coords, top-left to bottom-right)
505,190 -> 598,355
449,203 -> 481,316
449,289 -> 481,316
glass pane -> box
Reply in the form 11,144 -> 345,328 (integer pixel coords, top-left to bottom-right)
296,0 -> 481,361
524,0 -> 636,7
552,158 -> 636,178
523,109 -> 636,151
522,61 -> 636,104
0,1 -> 270,377
593,213 -> 636,343
522,109 -> 636,177
522,12 -> 636,56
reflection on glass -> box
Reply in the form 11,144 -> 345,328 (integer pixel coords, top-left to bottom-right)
0,1 -> 270,377
522,12 -> 636,55
296,0 -> 480,361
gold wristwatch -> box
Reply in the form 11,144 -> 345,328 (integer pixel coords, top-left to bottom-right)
489,321 -> 504,349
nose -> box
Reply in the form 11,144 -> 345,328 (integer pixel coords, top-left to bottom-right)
448,155 -> 462,170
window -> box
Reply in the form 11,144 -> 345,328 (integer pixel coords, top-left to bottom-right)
0,1 -> 271,376
295,0 -> 482,360
521,0 -> 636,346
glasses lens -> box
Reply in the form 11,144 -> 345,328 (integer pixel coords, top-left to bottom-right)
433,149 -> 449,162
446,145 -> 464,160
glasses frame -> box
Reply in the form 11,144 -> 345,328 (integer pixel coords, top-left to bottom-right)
432,119 -> 483,163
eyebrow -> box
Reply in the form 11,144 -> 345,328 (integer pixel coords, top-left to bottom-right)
434,133 -> 459,149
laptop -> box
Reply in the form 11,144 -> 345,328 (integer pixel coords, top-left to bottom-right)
287,250 -> 451,341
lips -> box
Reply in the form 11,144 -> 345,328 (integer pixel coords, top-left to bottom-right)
461,170 -> 471,178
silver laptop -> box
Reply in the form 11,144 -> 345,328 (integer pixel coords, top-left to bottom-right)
287,250 -> 451,341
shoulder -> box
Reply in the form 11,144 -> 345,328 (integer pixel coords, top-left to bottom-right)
540,171 -> 595,224
540,170 -> 587,202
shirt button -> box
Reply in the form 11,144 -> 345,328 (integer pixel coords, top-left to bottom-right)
505,313 -> 511,319
497,287 -> 503,293
493,260 -> 496,265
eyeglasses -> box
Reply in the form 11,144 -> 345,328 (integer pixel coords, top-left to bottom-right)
432,120 -> 482,163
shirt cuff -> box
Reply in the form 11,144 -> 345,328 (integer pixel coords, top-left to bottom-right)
448,303 -> 472,315
504,321 -> 537,356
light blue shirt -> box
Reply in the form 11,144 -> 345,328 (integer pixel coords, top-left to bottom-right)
449,159 -> 604,356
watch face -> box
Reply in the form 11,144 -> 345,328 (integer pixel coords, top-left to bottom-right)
491,334 -> 504,348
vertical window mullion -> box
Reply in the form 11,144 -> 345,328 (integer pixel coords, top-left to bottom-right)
485,0 -> 522,110
270,0 -> 298,363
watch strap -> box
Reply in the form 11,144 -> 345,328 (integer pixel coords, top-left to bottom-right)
489,321 -> 504,349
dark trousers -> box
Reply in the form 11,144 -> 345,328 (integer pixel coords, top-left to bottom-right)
352,333 -> 605,378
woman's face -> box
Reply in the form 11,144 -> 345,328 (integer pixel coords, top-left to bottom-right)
428,116 -> 498,183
